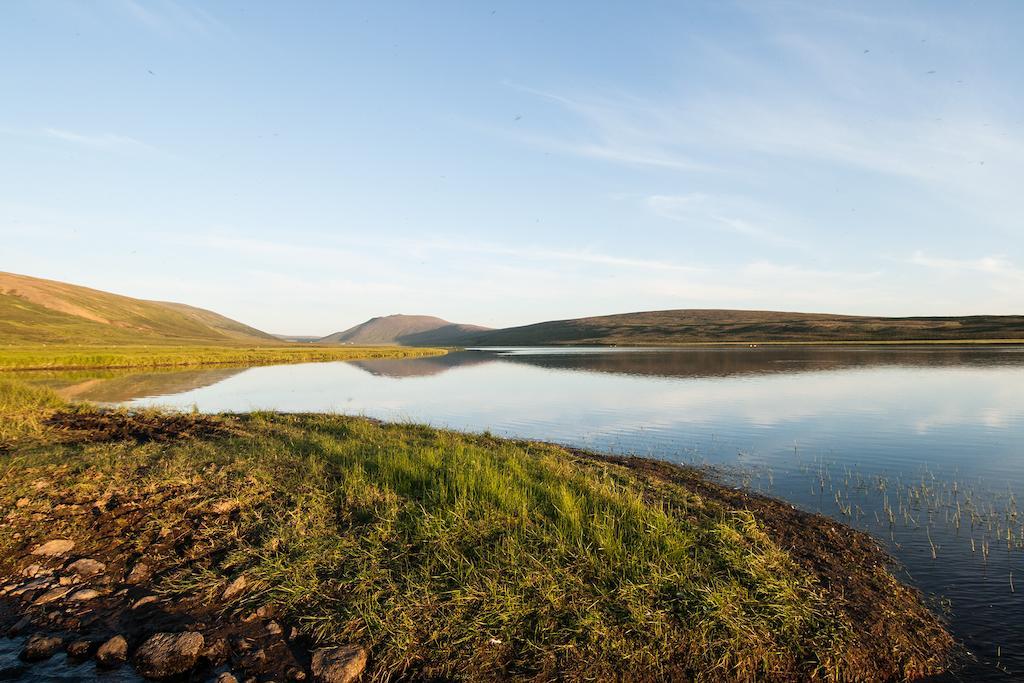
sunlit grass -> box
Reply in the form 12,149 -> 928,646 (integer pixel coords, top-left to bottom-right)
0,344 -> 445,370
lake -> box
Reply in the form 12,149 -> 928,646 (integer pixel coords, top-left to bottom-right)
30,346 -> 1024,680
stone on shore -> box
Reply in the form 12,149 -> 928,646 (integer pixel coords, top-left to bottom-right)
133,631 -> 205,679
310,645 -> 368,683
96,635 -> 128,667
30,539 -> 75,557
66,558 -> 106,577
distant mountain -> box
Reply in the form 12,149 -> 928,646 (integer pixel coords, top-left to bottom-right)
458,309 -> 1024,346
318,314 -> 490,346
0,271 -> 277,345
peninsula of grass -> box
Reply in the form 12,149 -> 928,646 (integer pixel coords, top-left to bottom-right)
0,382 -> 952,681
0,344 -> 446,371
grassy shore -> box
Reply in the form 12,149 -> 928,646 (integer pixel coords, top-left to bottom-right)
0,344 -> 446,371
0,381 -> 951,681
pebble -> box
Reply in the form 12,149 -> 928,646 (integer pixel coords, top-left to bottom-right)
69,588 -> 101,601
310,645 -> 368,683
66,639 -> 93,658
133,631 -> 205,679
67,557 -> 106,577
31,539 -> 75,557
132,595 -> 159,609
222,575 -> 248,600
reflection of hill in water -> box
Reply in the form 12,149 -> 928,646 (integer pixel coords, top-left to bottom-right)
347,351 -> 496,378
28,367 -> 249,403
492,346 -> 1024,380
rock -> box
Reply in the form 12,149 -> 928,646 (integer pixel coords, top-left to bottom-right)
69,588 -> 101,601
15,497 -> 30,508
132,595 -> 159,609
216,674 -> 240,683
20,564 -> 48,578
32,586 -> 73,606
211,499 -> 240,514
266,620 -> 283,636
67,558 -> 106,577
222,575 -> 248,600
66,639 -> 94,658
7,615 -> 32,637
58,576 -> 77,586
126,561 -> 152,584
20,633 -> 63,661
310,646 -> 368,683
31,539 -> 75,557
96,635 -> 128,667
133,632 -> 205,679
10,578 -> 53,598
286,665 -> 308,681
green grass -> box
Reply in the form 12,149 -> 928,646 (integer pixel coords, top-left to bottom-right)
0,344 -> 446,370
0,382 -> 951,681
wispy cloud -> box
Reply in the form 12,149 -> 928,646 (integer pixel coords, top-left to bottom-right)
43,127 -> 155,152
113,0 -> 229,39
908,252 -> 1024,280
644,194 -> 802,247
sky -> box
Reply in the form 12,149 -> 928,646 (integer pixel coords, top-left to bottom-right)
2,1 -> 1023,335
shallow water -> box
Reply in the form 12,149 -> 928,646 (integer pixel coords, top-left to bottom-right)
0,636 -> 140,681
15,346 -> 1024,680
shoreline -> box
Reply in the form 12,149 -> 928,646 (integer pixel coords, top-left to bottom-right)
0,345 -> 447,372
0,388 -> 954,681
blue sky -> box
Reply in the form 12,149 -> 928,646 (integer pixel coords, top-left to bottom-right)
3,1 -> 1022,334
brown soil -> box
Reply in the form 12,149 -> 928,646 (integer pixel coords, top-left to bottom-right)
42,409 -> 243,444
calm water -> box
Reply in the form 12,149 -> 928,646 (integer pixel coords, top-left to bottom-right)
19,346 -> 1024,680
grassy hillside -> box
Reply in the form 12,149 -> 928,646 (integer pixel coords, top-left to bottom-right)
458,309 -> 1024,346
0,382 -> 951,681
0,271 -> 276,345
320,314 -> 490,346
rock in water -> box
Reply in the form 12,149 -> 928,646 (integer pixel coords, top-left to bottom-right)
66,639 -> 93,658
96,635 -> 128,667
30,540 -> 75,557
310,646 -> 368,683
20,634 -> 63,661
133,632 -> 205,679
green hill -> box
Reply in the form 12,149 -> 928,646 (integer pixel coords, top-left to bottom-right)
0,271 -> 277,345
457,309 -> 1024,346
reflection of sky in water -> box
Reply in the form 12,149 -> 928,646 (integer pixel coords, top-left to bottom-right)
90,347 -> 1024,681
121,355 -> 1024,485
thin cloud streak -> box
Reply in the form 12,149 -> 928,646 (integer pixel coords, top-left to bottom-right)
43,128 -> 155,153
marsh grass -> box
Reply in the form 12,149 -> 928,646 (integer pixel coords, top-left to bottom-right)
0,344 -> 445,371
0,384 -> 951,681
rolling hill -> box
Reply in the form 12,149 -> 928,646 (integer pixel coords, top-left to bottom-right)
0,271 -> 277,345
318,314 -> 490,346
457,309 -> 1024,346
